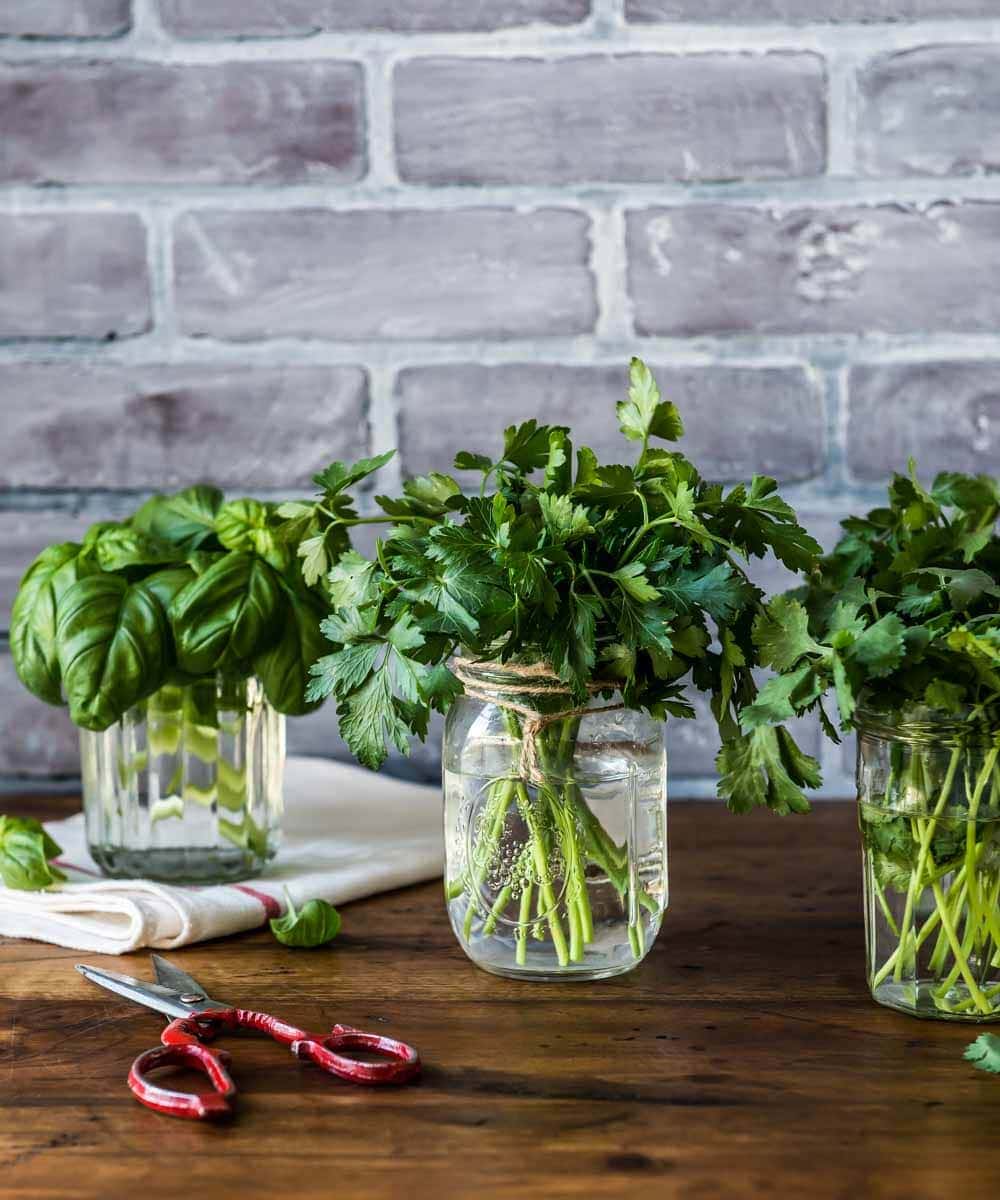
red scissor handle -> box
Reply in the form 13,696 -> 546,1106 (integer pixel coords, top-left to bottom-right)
127,1007 -> 420,1121
128,1041 -> 236,1119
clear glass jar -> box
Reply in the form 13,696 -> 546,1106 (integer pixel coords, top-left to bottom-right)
82,674 -> 284,883
858,702 -> 1000,1021
443,662 -> 667,981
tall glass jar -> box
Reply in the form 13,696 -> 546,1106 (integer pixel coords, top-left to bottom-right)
443,661 -> 667,981
858,702 -> 1000,1021
81,674 -> 284,883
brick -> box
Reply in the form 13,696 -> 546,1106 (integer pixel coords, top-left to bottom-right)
396,363 -> 825,483
0,213 -> 149,340
159,0 -> 588,36
0,1 -> 130,37
627,202 -> 1000,337
395,53 -> 824,185
847,361 -> 1000,482
0,61 -> 363,186
858,47 -> 1000,178
0,364 -> 368,490
0,511 -> 95,632
626,0 -> 997,21
0,653 -> 79,777
175,209 -> 596,341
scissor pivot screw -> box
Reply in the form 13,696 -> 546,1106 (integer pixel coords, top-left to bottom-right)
180,993 -> 204,1004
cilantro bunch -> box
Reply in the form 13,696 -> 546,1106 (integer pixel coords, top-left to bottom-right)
11,485 -> 334,730
744,463 -> 1000,735
304,358 -> 824,815
745,463 -> 1000,1020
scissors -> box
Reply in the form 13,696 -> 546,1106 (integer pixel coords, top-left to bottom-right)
76,954 -> 420,1120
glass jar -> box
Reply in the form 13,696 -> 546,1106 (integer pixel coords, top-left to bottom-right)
443,662 -> 667,981
81,674 -> 284,883
857,702 -> 1000,1021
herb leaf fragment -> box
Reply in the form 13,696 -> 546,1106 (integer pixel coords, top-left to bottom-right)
269,888 -> 342,948
965,1033 -> 1000,1075
0,816 -> 66,891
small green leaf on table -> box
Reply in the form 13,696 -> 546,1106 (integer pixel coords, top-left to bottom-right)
965,1034 -> 1000,1075
270,888 -> 342,948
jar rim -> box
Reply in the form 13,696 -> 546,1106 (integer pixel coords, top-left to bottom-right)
854,695 -> 1000,744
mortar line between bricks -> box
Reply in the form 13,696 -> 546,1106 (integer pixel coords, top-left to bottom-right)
364,52 -> 398,187
590,207 -> 632,342
818,365 -> 850,495
824,51 -> 858,179
7,177 -> 1000,214
0,486 -> 866,515
2,334 -> 1000,367
0,20 -> 999,61
366,366 -> 404,497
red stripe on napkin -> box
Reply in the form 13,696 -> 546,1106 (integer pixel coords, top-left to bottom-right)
51,858 -> 102,879
231,884 -> 281,918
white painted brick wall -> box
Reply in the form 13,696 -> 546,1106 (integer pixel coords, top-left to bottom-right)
3,0 -> 999,794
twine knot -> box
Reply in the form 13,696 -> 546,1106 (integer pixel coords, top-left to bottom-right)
450,657 -> 623,785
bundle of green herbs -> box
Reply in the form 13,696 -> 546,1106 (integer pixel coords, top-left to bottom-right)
11,486 -> 332,850
301,358 -> 823,967
745,463 -> 1000,1017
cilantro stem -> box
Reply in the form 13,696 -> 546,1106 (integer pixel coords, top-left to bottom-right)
893,745 -> 962,983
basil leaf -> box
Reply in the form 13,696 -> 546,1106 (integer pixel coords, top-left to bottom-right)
92,527 -> 185,573
133,485 -> 223,551
11,543 -> 92,705
170,552 -> 282,676
0,815 -> 66,890
215,499 -> 289,572
254,583 -> 328,715
270,889 -> 341,948
57,574 -> 169,730
139,565 -> 197,612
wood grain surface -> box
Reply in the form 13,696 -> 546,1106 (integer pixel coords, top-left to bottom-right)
2,796 -> 997,1200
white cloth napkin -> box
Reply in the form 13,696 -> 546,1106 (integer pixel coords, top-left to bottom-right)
0,757 -> 443,954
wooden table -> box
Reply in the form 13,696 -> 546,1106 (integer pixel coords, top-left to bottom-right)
2,797 -> 997,1199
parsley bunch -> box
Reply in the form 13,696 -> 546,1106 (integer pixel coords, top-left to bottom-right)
303,358 -> 823,815
746,463 -> 1000,1019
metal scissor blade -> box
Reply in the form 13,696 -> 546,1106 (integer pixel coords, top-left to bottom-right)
75,963 -> 219,1020
151,953 -> 213,1000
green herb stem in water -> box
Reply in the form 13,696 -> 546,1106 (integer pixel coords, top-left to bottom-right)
864,738 -> 1000,1019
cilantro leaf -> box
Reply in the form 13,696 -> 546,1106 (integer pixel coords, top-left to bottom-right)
716,726 -> 816,815
965,1034 -> 1000,1075
753,596 -> 822,671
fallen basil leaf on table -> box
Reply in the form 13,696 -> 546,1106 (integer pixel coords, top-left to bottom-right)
0,815 -> 66,890
270,888 -> 341,947
965,1034 -> 1000,1075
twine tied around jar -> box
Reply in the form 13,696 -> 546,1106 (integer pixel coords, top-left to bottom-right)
450,657 -> 624,786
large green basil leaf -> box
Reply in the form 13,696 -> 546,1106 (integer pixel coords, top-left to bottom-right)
0,815 -> 66,890
92,527 -> 185,573
56,574 -> 169,730
170,552 -> 282,676
10,543 -> 91,705
215,499 -> 290,572
133,485 -> 223,551
139,565 -> 196,612
254,583 -> 328,715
